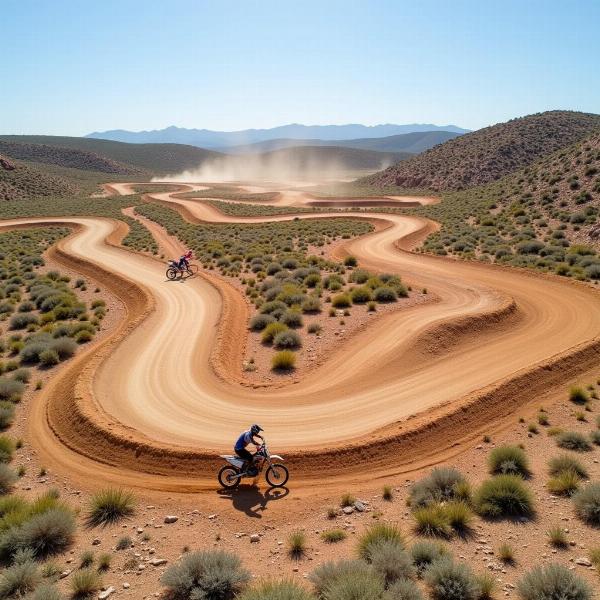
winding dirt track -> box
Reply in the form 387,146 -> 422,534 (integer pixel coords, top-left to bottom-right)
5,183 -> 600,491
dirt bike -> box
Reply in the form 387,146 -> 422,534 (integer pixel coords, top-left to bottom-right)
218,441 -> 289,489
165,260 -> 198,280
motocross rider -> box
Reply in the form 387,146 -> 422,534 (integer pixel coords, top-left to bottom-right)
234,424 -> 264,472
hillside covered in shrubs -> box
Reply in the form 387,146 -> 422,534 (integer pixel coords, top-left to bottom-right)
363,111 -> 600,191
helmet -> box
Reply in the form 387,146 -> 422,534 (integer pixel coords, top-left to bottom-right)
250,424 -> 263,435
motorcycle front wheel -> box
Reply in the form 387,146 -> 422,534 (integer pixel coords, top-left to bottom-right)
166,267 -> 179,280
218,465 -> 240,489
265,463 -> 289,487
186,264 -> 199,277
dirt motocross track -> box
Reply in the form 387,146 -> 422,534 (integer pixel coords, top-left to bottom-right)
5,183 -> 600,492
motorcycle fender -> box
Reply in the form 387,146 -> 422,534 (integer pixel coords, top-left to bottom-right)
270,455 -> 284,461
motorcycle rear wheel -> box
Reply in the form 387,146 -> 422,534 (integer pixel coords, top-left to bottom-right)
166,267 -> 179,280
218,465 -> 240,489
265,463 -> 289,487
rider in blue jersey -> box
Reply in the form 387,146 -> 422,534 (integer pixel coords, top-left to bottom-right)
234,424 -> 264,471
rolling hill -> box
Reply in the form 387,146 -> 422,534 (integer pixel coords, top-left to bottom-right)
0,136 -> 224,176
85,122 -> 469,148
362,111 -> 600,191
222,130 -> 461,154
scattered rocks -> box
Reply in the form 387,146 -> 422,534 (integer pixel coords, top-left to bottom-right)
342,506 -> 354,515
575,557 -> 592,567
353,501 -> 366,512
150,558 -> 168,566
164,516 -> 178,524
250,534 -> 261,543
98,587 -> 115,599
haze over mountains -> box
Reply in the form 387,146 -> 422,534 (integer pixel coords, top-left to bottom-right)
86,123 -> 469,150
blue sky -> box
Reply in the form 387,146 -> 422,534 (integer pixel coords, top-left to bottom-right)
2,0 -> 599,136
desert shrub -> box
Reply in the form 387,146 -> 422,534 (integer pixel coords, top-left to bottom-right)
288,531 -> 306,558
488,445 -> 530,476
11,368 -> 31,383
517,563 -> 592,600
74,330 -> 92,343
272,351 -> 296,371
0,402 -> 16,429
0,558 -> 40,598
557,431 -> 591,451
572,483 -> 600,526
413,504 -> 451,537
70,568 -> 102,598
301,296 -> 321,313
348,269 -> 370,284
350,286 -> 372,304
262,322 -> 288,344
97,552 -> 112,571
340,493 -> 356,507
280,310 -> 303,329
39,349 -> 60,366
260,300 -> 288,316
249,314 -> 276,331
497,543 -> 514,564
322,569 -> 384,600
425,558 -> 479,600
116,536 -> 132,550
444,501 -> 473,532
307,323 -> 322,334
50,336 -> 77,359
357,523 -> 404,560
590,430 -> 600,445
0,435 -> 15,462
320,529 -> 347,543
384,578 -> 424,600
1,507 -> 76,559
0,463 -> 16,494
273,330 -> 302,350
547,525 -> 567,547
19,342 -> 48,364
409,468 -> 468,508
79,550 -> 94,568
344,256 -> 357,267
368,540 -> 414,585
569,386 -> 588,404
9,313 -> 39,330
331,293 -> 351,309
161,550 -> 250,600
547,470 -> 581,496
86,488 -> 135,527
373,287 -> 397,303
473,475 -> 534,518
548,454 -> 588,478
410,540 -> 449,575
310,560 -> 374,597
237,580 -> 314,600
30,584 -> 62,600
0,378 -> 24,401
17,301 -> 35,313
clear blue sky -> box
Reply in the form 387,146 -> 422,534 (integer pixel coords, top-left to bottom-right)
2,0 -> 599,136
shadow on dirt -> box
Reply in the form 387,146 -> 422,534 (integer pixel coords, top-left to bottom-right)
217,485 -> 289,518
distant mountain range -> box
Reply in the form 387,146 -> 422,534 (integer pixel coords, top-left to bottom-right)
85,123 -> 469,149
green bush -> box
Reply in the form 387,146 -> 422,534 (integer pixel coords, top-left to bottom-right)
272,351 -> 296,371
320,529 -> 347,543
350,286 -> 372,304
249,314 -> 276,331
373,287 -> 397,303
413,504 -> 451,538
0,559 -> 40,598
237,580 -> 314,600
517,563 -> 592,600
0,435 -> 15,463
161,550 -> 250,600
280,310 -> 303,328
573,483 -> 600,526
273,330 -> 302,350
50,336 -> 77,359
488,445 -> 530,476
70,568 -> 102,598
409,468 -> 469,508
39,348 -> 60,366
384,578 -> 424,600
410,540 -> 449,575
262,322 -> 288,344
357,523 -> 404,560
0,378 -> 25,401
557,431 -> 592,451
301,297 -> 321,313
288,531 -> 306,558
310,560 -> 374,597
590,430 -> 600,445
331,293 -> 351,309
425,558 -> 479,600
11,368 -> 31,383
547,470 -> 581,496
74,330 -> 93,343
548,454 -> 588,478
569,386 -> 588,404
322,569 -> 384,600
0,401 -> 16,429
86,488 -> 136,527
474,475 -> 534,518
368,540 -> 414,585
9,313 -> 39,330
0,463 -> 16,494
